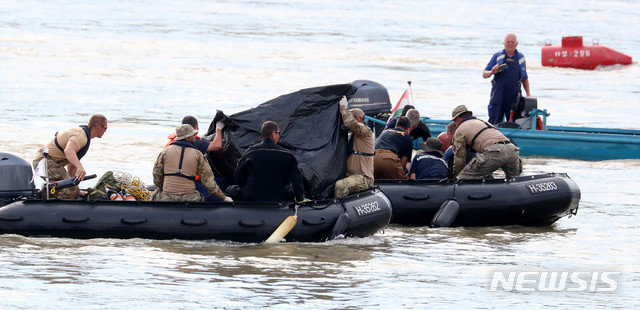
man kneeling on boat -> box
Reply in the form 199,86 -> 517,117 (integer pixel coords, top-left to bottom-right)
334,96 -> 374,198
409,137 -> 448,180
373,116 -> 413,179
450,105 -> 522,180
152,124 -> 232,202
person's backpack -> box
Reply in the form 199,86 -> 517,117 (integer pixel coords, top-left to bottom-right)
86,171 -> 122,201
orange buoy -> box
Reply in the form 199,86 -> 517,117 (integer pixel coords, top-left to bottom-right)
109,192 -> 123,201
541,36 -> 632,70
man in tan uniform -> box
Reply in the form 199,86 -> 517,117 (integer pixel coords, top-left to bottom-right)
32,114 -> 108,199
152,124 -> 231,202
451,105 -> 522,180
334,96 -> 374,198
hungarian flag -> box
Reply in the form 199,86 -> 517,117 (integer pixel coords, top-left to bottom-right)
389,88 -> 410,120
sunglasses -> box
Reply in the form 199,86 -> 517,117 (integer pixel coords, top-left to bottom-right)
96,124 -> 108,130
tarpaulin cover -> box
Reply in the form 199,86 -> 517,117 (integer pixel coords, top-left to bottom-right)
205,83 -> 357,199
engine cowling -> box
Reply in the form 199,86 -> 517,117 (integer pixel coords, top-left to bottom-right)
0,152 -> 36,204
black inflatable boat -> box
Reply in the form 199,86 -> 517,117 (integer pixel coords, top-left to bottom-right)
376,173 -> 580,227
0,152 -> 391,242
0,189 -> 391,242
345,80 -> 581,227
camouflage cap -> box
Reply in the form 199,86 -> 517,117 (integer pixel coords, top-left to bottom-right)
349,108 -> 365,119
175,124 -> 198,140
451,105 -> 472,121
419,137 -> 443,156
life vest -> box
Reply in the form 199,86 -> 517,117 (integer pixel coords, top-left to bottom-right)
163,140 -> 198,183
493,49 -> 527,83
536,116 -> 543,130
459,117 -> 498,147
459,116 -> 513,151
165,134 -> 204,181
54,125 -> 91,159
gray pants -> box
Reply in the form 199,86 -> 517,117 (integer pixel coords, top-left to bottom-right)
456,143 -> 522,180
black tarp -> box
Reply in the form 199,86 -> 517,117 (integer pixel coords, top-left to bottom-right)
204,83 -> 357,199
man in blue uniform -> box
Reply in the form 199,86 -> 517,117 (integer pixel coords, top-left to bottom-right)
483,33 -> 531,124
233,121 -> 305,202
408,137 -> 448,180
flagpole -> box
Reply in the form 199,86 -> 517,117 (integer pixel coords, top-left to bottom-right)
44,148 -> 50,200
407,80 -> 414,106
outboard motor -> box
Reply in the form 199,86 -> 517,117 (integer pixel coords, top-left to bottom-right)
512,96 -> 538,129
0,152 -> 36,205
500,96 -> 538,129
349,80 -> 392,136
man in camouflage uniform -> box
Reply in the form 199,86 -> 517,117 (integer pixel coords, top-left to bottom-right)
334,96 -> 374,198
32,114 -> 108,199
450,105 -> 522,180
152,124 -> 232,202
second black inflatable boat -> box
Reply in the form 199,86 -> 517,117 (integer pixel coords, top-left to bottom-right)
376,173 -> 580,227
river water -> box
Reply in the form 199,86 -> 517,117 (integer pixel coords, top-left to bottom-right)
1,0 -> 639,308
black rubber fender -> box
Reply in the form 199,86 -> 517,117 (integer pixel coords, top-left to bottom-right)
431,200 -> 460,228
328,213 -> 350,240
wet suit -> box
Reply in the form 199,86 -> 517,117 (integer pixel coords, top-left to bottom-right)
234,138 -> 305,202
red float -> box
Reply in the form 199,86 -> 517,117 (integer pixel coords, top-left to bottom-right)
541,36 -> 632,70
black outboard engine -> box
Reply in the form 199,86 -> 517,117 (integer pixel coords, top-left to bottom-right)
0,152 -> 35,205
348,80 -> 392,136
501,96 -> 538,129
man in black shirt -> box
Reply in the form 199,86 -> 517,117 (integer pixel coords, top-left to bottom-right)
374,116 -> 413,179
234,121 -> 305,202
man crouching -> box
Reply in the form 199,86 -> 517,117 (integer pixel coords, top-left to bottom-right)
152,124 -> 232,202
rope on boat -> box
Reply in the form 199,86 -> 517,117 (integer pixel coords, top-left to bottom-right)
113,171 -> 152,201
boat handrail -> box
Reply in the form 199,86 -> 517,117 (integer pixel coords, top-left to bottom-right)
513,108 -> 550,131
530,108 -> 550,130
365,115 -> 387,126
